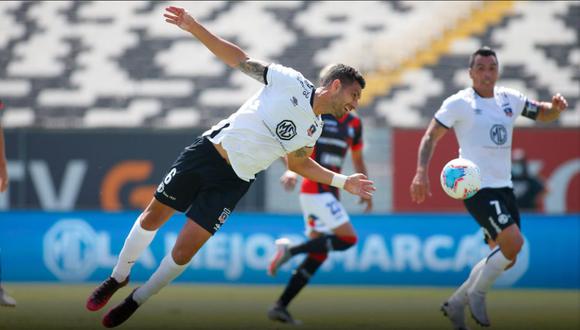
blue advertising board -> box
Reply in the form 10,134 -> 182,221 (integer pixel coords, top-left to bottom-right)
0,212 -> 578,288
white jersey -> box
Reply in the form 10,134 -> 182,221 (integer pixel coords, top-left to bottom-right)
435,86 -> 535,188
204,64 -> 323,181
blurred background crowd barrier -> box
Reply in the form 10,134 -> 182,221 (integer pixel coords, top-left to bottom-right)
1,212 -> 578,288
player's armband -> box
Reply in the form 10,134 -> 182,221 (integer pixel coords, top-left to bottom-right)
521,99 -> 540,120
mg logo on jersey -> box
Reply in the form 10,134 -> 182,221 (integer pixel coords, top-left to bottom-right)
276,120 -> 297,140
490,124 -> 508,145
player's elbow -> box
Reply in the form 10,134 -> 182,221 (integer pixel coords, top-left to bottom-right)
287,159 -> 306,174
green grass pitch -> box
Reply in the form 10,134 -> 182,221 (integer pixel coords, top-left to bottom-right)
0,284 -> 578,330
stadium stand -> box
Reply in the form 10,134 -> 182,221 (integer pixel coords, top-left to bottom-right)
0,1 -> 578,129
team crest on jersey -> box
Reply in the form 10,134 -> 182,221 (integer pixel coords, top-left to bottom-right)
307,123 -> 318,136
307,214 -> 318,228
276,120 -> 297,140
502,103 -> 513,117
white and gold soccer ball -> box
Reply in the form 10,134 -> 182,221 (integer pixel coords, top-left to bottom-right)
440,158 -> 481,200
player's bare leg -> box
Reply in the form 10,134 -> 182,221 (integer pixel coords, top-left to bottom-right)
467,224 -> 522,327
269,222 -> 357,325
102,219 -> 211,328
86,199 -> 174,311
268,222 -> 356,276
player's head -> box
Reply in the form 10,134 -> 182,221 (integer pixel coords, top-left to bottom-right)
319,64 -> 365,118
319,64 -> 366,89
469,47 -> 499,92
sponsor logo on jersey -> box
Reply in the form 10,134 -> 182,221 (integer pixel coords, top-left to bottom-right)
474,108 -> 483,115
290,96 -> 298,107
489,124 -> 508,145
276,120 -> 297,140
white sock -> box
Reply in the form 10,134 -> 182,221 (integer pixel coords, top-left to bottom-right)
448,258 -> 486,305
468,248 -> 512,295
111,217 -> 157,282
132,254 -> 187,305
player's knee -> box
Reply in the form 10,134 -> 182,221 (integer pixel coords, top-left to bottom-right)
171,248 -> 193,266
501,236 -> 523,260
333,235 -> 357,251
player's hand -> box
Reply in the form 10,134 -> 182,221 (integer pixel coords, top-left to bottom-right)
359,196 -> 373,213
410,170 -> 431,204
344,173 -> 375,199
164,6 -> 197,32
551,93 -> 568,113
280,170 -> 298,191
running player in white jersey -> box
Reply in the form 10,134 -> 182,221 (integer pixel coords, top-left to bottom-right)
410,47 -> 568,329
85,6 -> 375,328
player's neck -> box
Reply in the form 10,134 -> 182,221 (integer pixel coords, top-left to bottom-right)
312,88 -> 325,116
472,86 -> 494,98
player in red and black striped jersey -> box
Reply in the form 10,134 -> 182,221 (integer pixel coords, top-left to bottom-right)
300,112 -> 364,198
267,66 -> 372,324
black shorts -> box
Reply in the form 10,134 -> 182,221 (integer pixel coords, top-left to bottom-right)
463,187 -> 521,242
154,136 -> 252,235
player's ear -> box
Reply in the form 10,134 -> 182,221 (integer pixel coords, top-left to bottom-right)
330,79 -> 342,92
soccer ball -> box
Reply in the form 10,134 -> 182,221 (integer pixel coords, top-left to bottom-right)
440,158 -> 481,200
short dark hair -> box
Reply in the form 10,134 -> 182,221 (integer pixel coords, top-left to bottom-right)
469,46 -> 498,68
319,64 -> 366,89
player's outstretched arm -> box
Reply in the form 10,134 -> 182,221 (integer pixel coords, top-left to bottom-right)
163,6 -> 269,83
536,93 -> 568,123
288,147 -> 375,199
410,119 -> 448,204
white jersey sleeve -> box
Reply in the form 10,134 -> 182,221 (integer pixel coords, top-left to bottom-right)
266,63 -> 299,86
434,91 -> 470,129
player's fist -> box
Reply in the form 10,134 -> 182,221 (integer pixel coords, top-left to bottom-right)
280,170 -> 298,192
551,93 -> 568,113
